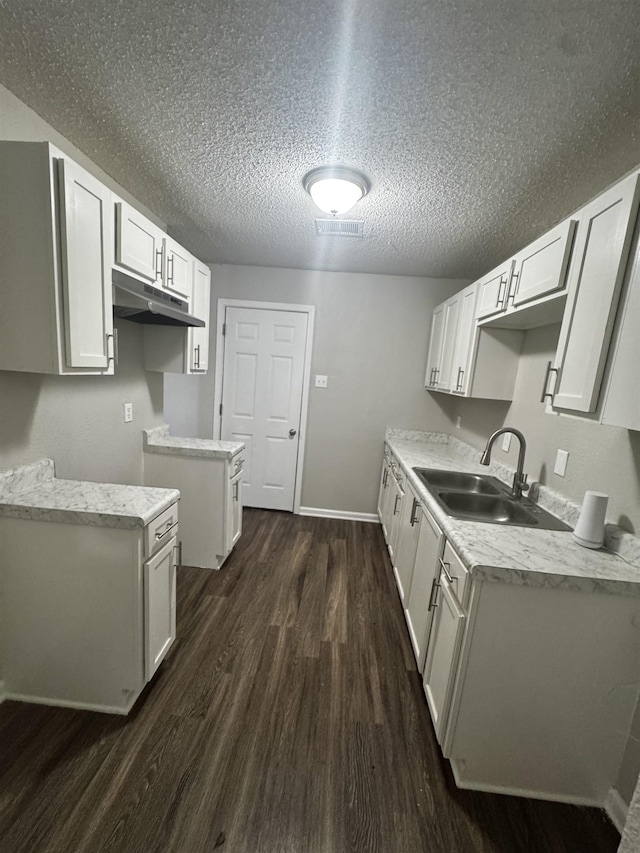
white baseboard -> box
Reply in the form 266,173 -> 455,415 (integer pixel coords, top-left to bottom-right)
298,507 -> 379,523
605,786 -> 628,833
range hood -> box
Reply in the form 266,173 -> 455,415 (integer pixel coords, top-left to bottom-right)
112,270 -> 205,327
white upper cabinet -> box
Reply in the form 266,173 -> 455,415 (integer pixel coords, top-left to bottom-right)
475,260 -> 514,321
425,302 -> 446,388
550,172 -> 640,413
437,296 -> 462,392
450,284 -> 478,394
600,232 -> 640,431
189,261 -> 211,372
164,237 -> 193,301
114,200 -> 164,284
114,200 -> 193,303
510,219 -> 576,309
0,141 -> 114,375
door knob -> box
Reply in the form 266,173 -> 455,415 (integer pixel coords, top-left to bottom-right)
289,428 -> 297,437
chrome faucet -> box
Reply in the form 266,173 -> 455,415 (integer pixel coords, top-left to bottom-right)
480,427 -> 530,499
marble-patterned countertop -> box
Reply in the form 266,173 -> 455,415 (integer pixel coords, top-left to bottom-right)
0,458 -> 179,529
385,429 -> 640,597
143,425 -> 245,460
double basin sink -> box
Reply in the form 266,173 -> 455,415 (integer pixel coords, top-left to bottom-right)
413,468 -> 571,531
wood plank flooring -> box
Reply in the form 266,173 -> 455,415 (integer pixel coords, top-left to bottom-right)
0,509 -> 621,852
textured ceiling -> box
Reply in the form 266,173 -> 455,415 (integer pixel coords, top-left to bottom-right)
1,0 -> 639,278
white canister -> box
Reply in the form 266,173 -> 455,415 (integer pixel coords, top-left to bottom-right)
572,490 -> 609,549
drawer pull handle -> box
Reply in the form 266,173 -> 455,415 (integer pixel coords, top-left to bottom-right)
496,275 -> 508,308
393,495 -> 401,515
155,520 -> 178,540
439,557 -> 454,584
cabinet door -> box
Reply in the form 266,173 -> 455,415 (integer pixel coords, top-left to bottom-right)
164,237 -> 192,301
475,261 -> 514,320
552,172 -> 640,413
602,239 -> 640,430
437,295 -> 461,392
423,573 -> 466,745
450,284 -> 478,395
425,303 -> 446,388
115,200 -> 163,283
227,472 -> 243,551
393,485 -> 422,604
510,219 -> 576,308
387,474 -> 405,563
405,503 -> 444,671
57,158 -> 113,371
144,534 -> 177,681
377,456 -> 391,536
189,260 -> 211,373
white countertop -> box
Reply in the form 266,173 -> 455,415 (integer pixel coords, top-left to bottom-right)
143,425 -> 245,460
386,430 -> 640,597
0,459 -> 179,529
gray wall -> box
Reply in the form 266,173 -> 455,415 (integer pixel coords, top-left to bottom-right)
0,84 -> 164,484
164,264 -> 465,514
451,323 -> 640,534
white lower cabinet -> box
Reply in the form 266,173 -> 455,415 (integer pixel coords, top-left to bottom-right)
0,504 -> 179,714
392,481 -> 422,604
144,448 -> 244,570
422,541 -> 468,746
144,534 -> 178,681
404,502 -> 444,671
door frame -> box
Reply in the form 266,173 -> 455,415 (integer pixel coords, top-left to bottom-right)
213,298 -> 315,515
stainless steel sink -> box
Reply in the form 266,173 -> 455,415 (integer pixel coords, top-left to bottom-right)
413,468 -> 501,495
412,467 -> 571,531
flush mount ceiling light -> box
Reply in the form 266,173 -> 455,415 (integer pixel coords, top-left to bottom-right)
303,166 -> 369,216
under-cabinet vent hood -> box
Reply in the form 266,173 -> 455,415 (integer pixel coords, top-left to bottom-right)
112,270 -> 205,327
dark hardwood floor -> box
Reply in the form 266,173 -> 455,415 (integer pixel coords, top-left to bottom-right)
0,509 -> 621,852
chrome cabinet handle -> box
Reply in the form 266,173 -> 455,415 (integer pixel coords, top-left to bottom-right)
439,557 -> 454,584
155,248 -> 163,279
455,367 -> 464,391
428,577 -> 440,611
393,495 -> 401,515
508,270 -> 520,302
156,519 -> 178,540
409,498 -> 420,526
233,481 -> 240,501
432,367 -> 440,387
194,344 -> 201,369
382,468 -> 389,487
540,361 -> 559,403
167,255 -> 174,284
106,330 -> 118,366
429,367 -> 436,386
174,540 -> 182,567
496,275 -> 508,308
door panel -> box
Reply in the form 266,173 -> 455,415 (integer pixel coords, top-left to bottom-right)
57,158 -> 112,370
221,306 -> 309,511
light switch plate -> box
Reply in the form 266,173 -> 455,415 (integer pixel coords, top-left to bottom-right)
501,433 -> 512,452
554,449 -> 569,477
314,375 -> 328,388
123,402 -> 133,423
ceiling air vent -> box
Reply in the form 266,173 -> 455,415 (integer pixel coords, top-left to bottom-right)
315,218 -> 363,237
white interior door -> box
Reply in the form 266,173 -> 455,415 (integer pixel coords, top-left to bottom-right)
220,306 -> 309,511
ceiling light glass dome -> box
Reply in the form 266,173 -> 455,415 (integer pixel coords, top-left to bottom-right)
303,166 -> 369,216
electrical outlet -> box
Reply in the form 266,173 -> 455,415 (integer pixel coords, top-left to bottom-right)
502,432 -> 512,452
123,402 -> 133,423
554,449 -> 569,477
314,375 -> 328,388
455,416 -> 462,430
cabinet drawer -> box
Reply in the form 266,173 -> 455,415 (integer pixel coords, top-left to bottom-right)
145,503 -> 179,558
230,453 -> 245,478
440,540 -> 470,607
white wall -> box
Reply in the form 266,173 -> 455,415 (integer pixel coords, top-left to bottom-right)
451,323 -> 640,534
0,84 -> 164,484
164,263 -> 465,514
